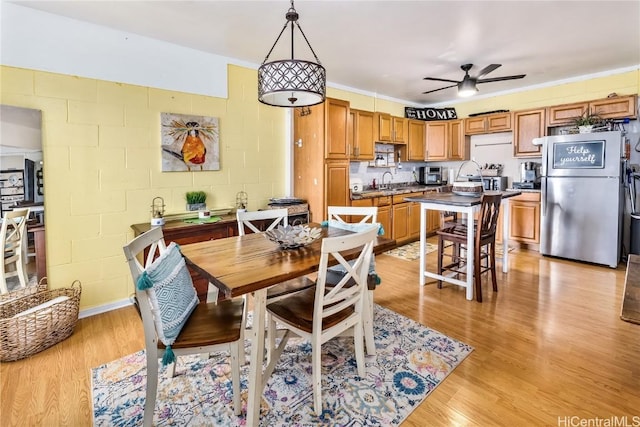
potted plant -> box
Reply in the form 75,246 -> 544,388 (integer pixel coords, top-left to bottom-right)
572,109 -> 603,133
185,191 -> 207,211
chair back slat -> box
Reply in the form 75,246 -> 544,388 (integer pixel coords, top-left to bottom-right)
328,206 -> 377,225
477,194 -> 502,243
236,208 -> 288,236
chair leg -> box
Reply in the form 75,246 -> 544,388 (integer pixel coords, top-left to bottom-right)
16,257 -> 28,288
437,237 -> 444,288
312,335 -> 323,416
363,290 -> 376,356
474,245 -> 483,303
266,312 -> 276,365
144,350 -> 159,427
490,242 -> 498,292
0,263 -> 8,294
229,342 -> 242,415
354,320 -> 366,378
167,361 -> 176,378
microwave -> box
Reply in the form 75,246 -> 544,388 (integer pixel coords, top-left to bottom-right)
419,166 -> 443,185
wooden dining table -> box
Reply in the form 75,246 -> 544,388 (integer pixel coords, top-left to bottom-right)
180,223 -> 396,426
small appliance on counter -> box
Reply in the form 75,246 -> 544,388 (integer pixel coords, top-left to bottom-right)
469,176 -> 509,191
350,178 -> 363,193
418,166 -> 444,185
512,161 -> 542,189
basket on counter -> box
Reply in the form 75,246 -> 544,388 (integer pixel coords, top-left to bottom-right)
0,278 -> 82,362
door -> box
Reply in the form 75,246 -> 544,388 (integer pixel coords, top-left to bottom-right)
541,176 -> 621,267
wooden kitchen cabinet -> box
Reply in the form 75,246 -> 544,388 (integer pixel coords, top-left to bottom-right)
425,120 -> 469,161
407,119 -> 426,161
374,112 -> 407,144
589,95 -> 637,119
392,202 -> 410,243
546,94 -> 638,126
294,97 -> 350,222
508,192 -> 541,245
546,101 -> 589,127
464,112 -> 511,135
350,109 -> 375,160
325,160 -> 350,215
324,98 -> 350,160
513,109 -> 545,157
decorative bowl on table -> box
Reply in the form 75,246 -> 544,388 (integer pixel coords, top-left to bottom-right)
452,181 -> 484,197
264,224 -> 322,249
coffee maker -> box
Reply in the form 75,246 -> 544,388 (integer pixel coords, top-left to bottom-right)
516,161 -> 541,189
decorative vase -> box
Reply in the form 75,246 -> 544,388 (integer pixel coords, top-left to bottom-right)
186,203 -> 207,211
579,125 -> 594,134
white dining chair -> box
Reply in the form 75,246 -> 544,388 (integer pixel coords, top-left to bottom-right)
236,208 -> 288,236
123,227 -> 245,426
266,226 -> 377,415
326,205 -> 379,356
1,208 -> 30,294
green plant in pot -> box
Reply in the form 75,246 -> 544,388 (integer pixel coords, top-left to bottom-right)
572,109 -> 603,133
186,191 -> 207,211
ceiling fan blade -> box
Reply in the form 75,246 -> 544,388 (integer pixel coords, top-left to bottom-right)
423,77 -> 460,84
477,74 -> 526,83
475,64 -> 501,79
422,84 -> 458,94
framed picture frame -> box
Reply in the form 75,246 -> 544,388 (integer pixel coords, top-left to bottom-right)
161,112 -> 220,171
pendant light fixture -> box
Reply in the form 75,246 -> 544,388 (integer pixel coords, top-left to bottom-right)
258,0 -> 326,107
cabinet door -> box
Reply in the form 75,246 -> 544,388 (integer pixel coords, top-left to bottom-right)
513,109 -> 545,157
590,95 -> 638,119
509,201 -> 540,243
448,120 -> 467,160
325,160 -> 349,220
486,113 -> 511,132
392,116 -> 407,144
325,98 -> 350,159
407,119 -> 426,161
354,109 -> 375,160
378,205 -> 391,239
375,112 -> 392,142
425,122 -> 448,160
546,101 -> 588,126
464,116 -> 486,135
392,202 -> 409,242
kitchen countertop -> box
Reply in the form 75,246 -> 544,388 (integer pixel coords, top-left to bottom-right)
351,184 -> 447,200
506,188 -> 541,193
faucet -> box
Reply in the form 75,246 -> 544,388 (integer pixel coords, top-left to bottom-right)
382,171 -> 393,188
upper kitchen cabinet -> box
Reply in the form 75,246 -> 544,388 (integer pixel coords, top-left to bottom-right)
589,95 -> 637,120
546,94 -> 638,126
324,98 -> 351,159
349,109 -> 375,160
513,109 -> 545,157
374,112 -> 407,144
464,112 -> 511,135
407,119 -> 426,161
425,119 -> 469,161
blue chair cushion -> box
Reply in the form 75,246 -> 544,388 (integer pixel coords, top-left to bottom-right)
136,242 -> 199,365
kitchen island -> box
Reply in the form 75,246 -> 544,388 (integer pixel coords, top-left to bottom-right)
406,190 -> 521,301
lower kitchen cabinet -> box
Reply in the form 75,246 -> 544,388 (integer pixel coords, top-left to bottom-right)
496,192 -> 541,247
392,202 -> 410,243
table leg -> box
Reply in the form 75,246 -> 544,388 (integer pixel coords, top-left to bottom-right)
419,204 -> 427,286
465,208 -> 474,301
246,289 -> 267,427
502,198 -> 510,273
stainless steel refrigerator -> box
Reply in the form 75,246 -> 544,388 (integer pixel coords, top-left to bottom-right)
534,131 -> 624,268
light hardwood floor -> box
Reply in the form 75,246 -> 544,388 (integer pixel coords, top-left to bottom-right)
2,247 -> 639,426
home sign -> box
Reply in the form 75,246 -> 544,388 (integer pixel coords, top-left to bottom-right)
405,107 -> 458,121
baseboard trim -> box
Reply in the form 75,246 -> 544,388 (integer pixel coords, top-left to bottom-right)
78,297 -> 133,319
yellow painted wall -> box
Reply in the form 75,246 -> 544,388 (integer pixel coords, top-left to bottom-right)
1,63 -> 638,312
0,64 -> 287,310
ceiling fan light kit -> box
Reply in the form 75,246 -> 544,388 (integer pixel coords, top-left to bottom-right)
423,64 -> 525,98
258,0 -> 326,108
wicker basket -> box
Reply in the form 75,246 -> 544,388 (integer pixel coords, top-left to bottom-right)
0,279 -> 81,362
0,279 -> 48,305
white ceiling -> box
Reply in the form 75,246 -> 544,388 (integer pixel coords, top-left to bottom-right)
10,0 -> 640,106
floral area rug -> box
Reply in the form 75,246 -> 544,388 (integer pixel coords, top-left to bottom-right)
91,304 -> 473,426
384,241 -> 438,261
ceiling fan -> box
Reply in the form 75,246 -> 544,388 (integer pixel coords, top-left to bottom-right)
423,64 -> 526,97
